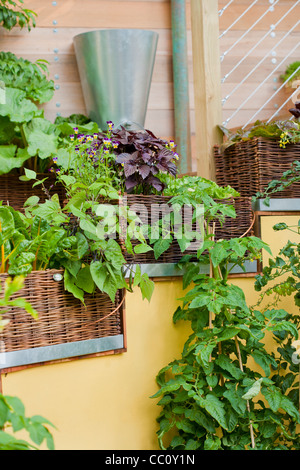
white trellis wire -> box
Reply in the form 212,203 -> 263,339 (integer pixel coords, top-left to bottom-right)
219,0 -> 300,128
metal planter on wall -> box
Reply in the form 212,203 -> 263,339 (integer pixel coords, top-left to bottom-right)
73,29 -> 159,130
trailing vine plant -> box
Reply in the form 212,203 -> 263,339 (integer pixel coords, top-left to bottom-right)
151,177 -> 300,450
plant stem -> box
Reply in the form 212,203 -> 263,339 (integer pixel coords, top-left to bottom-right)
235,336 -> 256,449
0,221 -> 5,273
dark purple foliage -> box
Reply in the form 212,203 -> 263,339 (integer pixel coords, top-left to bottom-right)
96,126 -> 178,193
289,101 -> 300,119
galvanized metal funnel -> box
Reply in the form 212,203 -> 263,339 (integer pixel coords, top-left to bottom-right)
73,29 -> 158,130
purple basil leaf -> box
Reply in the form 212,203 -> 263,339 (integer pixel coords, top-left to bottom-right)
141,152 -> 152,162
124,163 -> 138,178
147,176 -> 164,191
115,153 -> 132,163
168,162 -> 178,176
125,175 -> 138,190
289,108 -> 300,118
150,166 -> 159,175
139,165 -> 151,179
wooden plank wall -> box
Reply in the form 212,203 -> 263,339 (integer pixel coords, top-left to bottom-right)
0,0 -> 299,171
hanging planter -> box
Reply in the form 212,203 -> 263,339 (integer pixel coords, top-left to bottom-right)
120,194 -> 254,264
214,137 -> 300,198
0,173 -> 66,212
73,29 -> 158,130
0,270 -> 126,370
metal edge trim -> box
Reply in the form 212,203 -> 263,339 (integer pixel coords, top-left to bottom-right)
253,198 -> 300,212
0,334 -> 124,369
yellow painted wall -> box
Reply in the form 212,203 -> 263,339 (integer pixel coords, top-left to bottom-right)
1,215 -> 299,450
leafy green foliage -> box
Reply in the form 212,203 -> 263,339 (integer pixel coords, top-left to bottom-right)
0,275 -> 37,330
253,160 -> 300,206
17,168 -> 155,304
0,52 -> 54,104
219,119 -> 300,153
0,84 -> 59,173
151,180 -> 300,450
0,51 -> 58,174
0,274 -> 55,450
0,0 -> 36,31
280,61 -> 300,87
0,391 -> 55,450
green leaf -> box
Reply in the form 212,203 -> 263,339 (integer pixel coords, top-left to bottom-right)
0,144 -> 31,175
59,174 -> 76,186
90,261 -> 108,292
204,434 -> 222,450
133,243 -> 153,254
199,394 -> 228,430
33,198 -> 65,225
261,385 -> 281,412
252,349 -> 276,377
153,238 -> 172,259
23,117 -> 59,158
0,87 -> 39,122
195,342 -> 216,369
242,378 -> 263,400
279,395 -> 300,421
24,195 -> 40,207
139,273 -> 154,301
76,232 -> 89,260
151,376 -> 187,398
185,408 -> 215,433
133,264 -> 142,287
209,242 -> 228,267
102,239 -> 125,269
79,218 -> 97,236
215,354 -> 244,380
223,387 -> 247,415
75,266 -> 95,294
64,269 -> 84,303
24,168 -> 37,180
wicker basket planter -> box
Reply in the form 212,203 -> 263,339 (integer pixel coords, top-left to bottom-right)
214,137 -> 300,198
0,269 -> 126,368
121,194 -> 254,264
0,173 -> 66,212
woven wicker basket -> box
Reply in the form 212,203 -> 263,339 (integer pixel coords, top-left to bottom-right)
0,270 -> 125,353
0,173 -> 66,212
121,194 -> 254,264
214,137 -> 300,198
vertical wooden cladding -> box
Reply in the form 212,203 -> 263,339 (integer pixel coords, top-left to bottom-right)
27,0 -> 171,29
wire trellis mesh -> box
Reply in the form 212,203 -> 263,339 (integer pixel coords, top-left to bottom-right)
218,0 -> 300,129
